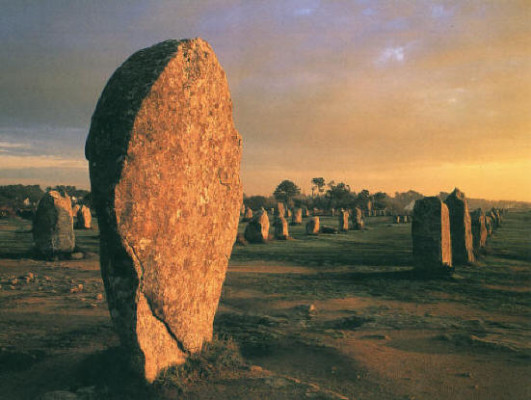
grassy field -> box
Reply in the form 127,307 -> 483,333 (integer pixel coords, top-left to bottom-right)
0,211 -> 529,399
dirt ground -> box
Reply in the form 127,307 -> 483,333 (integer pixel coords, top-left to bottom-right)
0,211 -> 529,399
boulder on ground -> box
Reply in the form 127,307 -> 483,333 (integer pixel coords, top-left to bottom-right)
244,210 -> 270,243
338,209 -> 349,232
76,205 -> 92,229
352,207 -> 365,230
273,216 -> 289,240
470,208 -> 487,256
33,190 -> 75,257
321,226 -> 338,234
85,38 -> 242,381
412,197 -> 452,274
306,217 -> 320,235
444,188 -> 475,265
291,208 -> 303,225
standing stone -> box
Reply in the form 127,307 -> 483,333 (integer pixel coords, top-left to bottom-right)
412,197 -> 452,273
394,216 -> 401,224
286,208 -> 292,218
403,215 -> 409,223
85,39 -> 242,382
338,209 -> 349,232
470,209 -> 487,256
444,188 -> 475,265
273,216 -> 289,240
306,216 -> 320,235
330,208 -> 336,217
33,191 -> 75,257
76,205 -> 92,229
485,215 -> 494,236
72,204 -> 81,217
292,208 -> 303,225
244,210 -> 270,243
240,203 -> 246,216
275,202 -> 285,217
243,207 -> 253,221
303,208 -> 310,218
352,207 -> 364,230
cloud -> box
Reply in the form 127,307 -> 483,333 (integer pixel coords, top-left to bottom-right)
375,46 -> 405,65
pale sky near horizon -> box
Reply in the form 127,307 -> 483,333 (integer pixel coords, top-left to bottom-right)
1,0 -> 530,201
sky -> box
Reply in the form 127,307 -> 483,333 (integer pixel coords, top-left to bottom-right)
1,0 -> 530,201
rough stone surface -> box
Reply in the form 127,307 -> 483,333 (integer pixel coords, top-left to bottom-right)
76,205 -> 92,229
338,210 -> 349,232
306,217 -> 320,235
273,216 -> 289,240
72,204 -> 80,216
292,208 -> 303,225
275,202 -> 286,217
412,197 -> 452,273
485,216 -> 494,236
352,207 -> 364,230
444,188 -> 475,265
243,207 -> 253,221
470,208 -> 487,255
303,208 -> 310,218
244,210 -> 270,243
85,38 -> 242,382
33,191 -> 75,257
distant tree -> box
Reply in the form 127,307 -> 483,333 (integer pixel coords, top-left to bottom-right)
0,185 -> 44,209
244,195 -> 269,210
273,180 -> 301,206
372,192 -> 390,210
326,182 -> 352,209
311,177 -> 326,197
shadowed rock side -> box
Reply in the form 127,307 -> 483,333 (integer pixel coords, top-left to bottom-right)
470,209 -> 488,256
244,211 -> 270,243
33,190 -> 75,257
85,38 -> 242,382
412,197 -> 452,274
445,188 -> 475,265
76,205 -> 92,229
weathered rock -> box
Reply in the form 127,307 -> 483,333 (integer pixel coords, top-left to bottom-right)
286,208 -> 292,218
76,205 -> 92,229
485,216 -> 494,236
242,207 -> 253,221
470,209 -> 487,256
275,202 -> 285,217
291,208 -> 303,225
306,217 -> 320,235
338,209 -> 349,232
393,216 -> 401,224
487,209 -> 499,229
351,207 -> 364,230
33,191 -> 75,257
303,208 -> 310,218
85,38 -> 242,381
445,188 -> 475,265
244,210 -> 270,243
72,204 -> 81,217
412,197 -> 452,273
243,207 -> 253,221
273,216 -> 289,240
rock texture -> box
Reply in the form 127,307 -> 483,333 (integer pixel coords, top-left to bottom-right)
273,216 -> 289,240
306,217 -> 320,235
85,38 -> 242,382
338,209 -> 349,232
470,208 -> 487,256
412,197 -> 452,273
275,202 -> 285,217
76,205 -> 92,229
243,207 -> 253,221
352,207 -> 364,230
292,208 -> 303,225
444,188 -> 475,265
33,191 -> 75,257
244,210 -> 270,243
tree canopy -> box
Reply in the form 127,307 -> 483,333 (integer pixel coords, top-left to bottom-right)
273,180 -> 301,205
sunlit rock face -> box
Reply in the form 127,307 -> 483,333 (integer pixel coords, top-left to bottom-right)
292,208 -> 303,225
33,190 -> 75,257
338,209 -> 349,232
86,38 -> 242,382
244,210 -> 270,243
306,216 -> 320,235
445,188 -> 475,265
274,216 -> 289,240
412,197 -> 452,274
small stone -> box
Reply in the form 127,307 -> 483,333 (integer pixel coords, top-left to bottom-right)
250,365 -> 263,373
10,278 -> 18,285
96,293 -> 104,301
70,252 -> 84,260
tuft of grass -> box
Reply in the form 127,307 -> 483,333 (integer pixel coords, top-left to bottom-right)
154,336 -> 246,394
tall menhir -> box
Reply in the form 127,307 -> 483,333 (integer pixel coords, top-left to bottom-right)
85,38 -> 242,382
